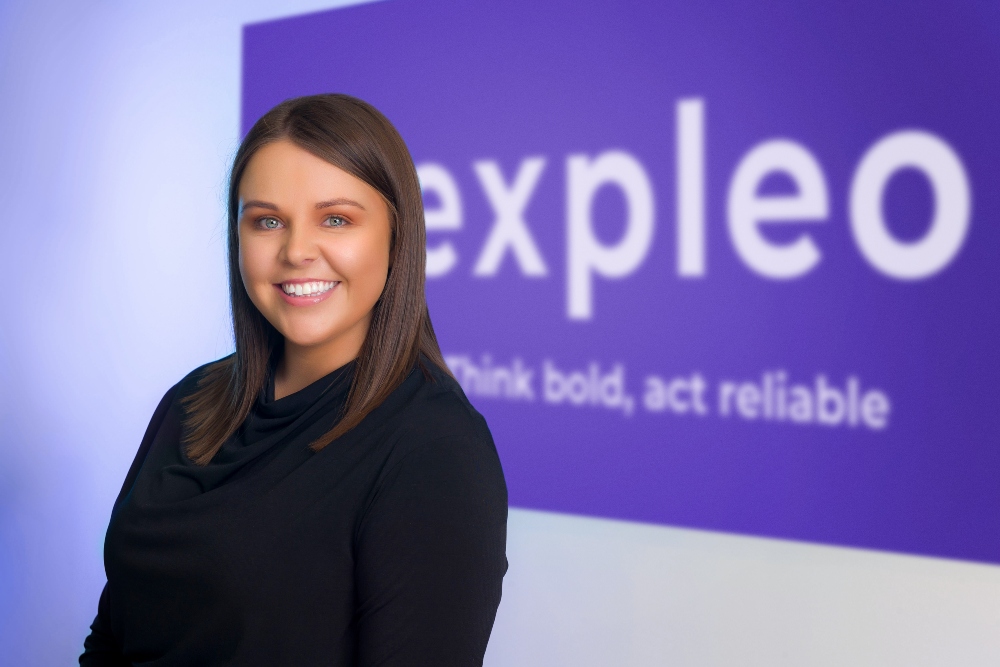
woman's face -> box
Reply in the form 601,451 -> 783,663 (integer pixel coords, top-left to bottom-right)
237,139 -> 392,357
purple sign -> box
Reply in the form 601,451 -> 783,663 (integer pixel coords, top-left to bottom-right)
242,0 -> 1000,563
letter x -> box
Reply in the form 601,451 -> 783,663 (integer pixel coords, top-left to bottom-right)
472,157 -> 548,276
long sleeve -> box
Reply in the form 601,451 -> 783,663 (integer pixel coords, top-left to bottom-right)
80,384 -> 179,666
79,361 -> 506,665
80,585 -> 129,667
354,433 -> 508,666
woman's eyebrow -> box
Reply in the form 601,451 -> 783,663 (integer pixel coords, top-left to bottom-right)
316,198 -> 366,210
240,200 -> 279,214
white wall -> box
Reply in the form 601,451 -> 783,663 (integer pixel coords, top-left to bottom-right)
491,509 -> 1000,666
0,1 -> 998,664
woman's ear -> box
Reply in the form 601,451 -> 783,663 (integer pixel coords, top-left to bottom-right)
388,219 -> 397,269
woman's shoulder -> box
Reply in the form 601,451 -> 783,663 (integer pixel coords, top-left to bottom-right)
111,357 -> 233,509
170,354 -> 235,400
375,357 -> 506,499
376,356 -> 501,470
405,357 -> 492,441
138,356 -> 236,430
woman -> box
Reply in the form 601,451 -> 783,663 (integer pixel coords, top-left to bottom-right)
80,94 -> 508,666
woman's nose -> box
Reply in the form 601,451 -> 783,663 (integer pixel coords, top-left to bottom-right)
281,223 -> 318,266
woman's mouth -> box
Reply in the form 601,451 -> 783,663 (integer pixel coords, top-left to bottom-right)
275,280 -> 339,305
281,280 -> 337,297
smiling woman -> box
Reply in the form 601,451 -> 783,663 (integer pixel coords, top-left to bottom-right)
79,95 -> 508,666
237,139 -> 393,401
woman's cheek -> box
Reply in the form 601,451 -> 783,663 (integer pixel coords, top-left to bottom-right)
330,238 -> 387,301
240,239 -> 275,305
357,243 -> 390,304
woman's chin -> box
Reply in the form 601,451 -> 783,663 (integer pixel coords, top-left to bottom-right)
282,332 -> 335,350
279,324 -> 358,353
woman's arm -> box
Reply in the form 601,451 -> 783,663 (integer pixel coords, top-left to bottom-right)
355,432 -> 508,666
79,585 -> 130,667
79,384 -> 179,665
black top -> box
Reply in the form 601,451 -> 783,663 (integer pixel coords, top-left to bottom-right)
80,357 -> 508,666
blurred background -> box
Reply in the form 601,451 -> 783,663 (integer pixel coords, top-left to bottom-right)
2,1 -> 1000,665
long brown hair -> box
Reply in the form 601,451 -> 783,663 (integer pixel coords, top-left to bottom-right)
182,94 -> 451,465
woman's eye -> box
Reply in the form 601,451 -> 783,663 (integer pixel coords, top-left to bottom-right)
324,215 -> 347,228
259,217 -> 282,230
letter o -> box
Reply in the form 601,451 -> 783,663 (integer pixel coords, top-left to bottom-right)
849,131 -> 971,280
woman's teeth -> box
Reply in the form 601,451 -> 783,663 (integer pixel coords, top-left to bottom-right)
281,281 -> 336,297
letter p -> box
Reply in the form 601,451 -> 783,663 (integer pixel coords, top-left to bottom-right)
566,151 -> 655,320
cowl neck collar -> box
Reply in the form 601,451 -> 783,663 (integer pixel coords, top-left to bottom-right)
159,359 -> 356,501
242,360 -> 355,447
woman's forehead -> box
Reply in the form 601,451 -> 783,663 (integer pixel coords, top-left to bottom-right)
239,140 -> 384,206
